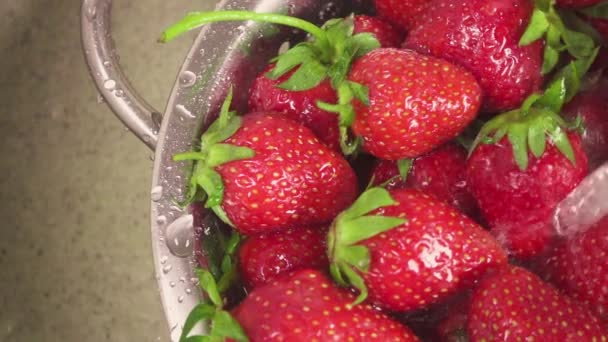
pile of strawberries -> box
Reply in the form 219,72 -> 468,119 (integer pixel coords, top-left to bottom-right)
161,0 -> 608,341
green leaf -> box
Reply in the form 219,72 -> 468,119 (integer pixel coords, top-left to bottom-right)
542,44 -> 560,75
562,27 -> 595,60
520,9 -> 550,46
339,216 -> 406,246
580,1 -> 608,19
277,59 -> 328,91
340,264 -> 369,305
202,115 -> 243,147
266,44 -> 316,79
211,311 -> 249,341
340,187 -> 398,221
397,159 -> 413,181
179,303 -> 217,342
328,51 -> 355,88
550,129 -> 577,165
520,93 -> 543,113
206,143 -> 255,167
330,263 -> 348,286
338,126 -> 362,156
197,168 -> 224,208
349,33 -> 381,58
528,124 -> 547,158
174,151 -> 206,161
348,81 -> 369,106
336,245 -> 371,272
218,87 -> 234,128
559,10 -> 603,45
196,269 -> 223,307
534,0 -> 553,12
536,76 -> 566,113
507,125 -> 530,171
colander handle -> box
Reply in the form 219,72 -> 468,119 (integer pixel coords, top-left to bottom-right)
81,0 -> 161,151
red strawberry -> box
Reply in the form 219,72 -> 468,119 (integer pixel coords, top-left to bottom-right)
370,142 -> 478,217
404,0 -> 543,112
436,294 -> 472,342
467,85 -> 589,259
542,216 -> 608,322
248,65 -> 341,150
328,187 -> 507,312
349,48 -> 482,160
467,265 -> 607,341
232,269 -> 420,341
353,15 -> 403,48
557,0 -> 603,8
373,0 -> 430,30
163,13 -> 387,155
562,77 -> 608,169
468,132 -> 588,258
176,94 -> 358,235
248,15 -> 401,152
238,226 -> 329,289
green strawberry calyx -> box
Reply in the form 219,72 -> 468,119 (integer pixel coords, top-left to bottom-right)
174,89 -> 255,226
520,0 -> 600,74
327,187 -> 406,305
579,1 -> 608,21
471,75 -> 584,171
178,269 -> 249,342
160,11 -> 380,155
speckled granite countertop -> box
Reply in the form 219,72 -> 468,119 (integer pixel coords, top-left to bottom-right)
0,0 -> 214,340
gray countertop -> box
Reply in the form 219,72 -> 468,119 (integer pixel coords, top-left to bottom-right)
0,0 -> 214,340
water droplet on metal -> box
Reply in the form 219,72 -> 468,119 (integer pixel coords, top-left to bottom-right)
86,5 -> 97,20
162,264 -> 173,274
156,215 -> 167,226
151,186 -> 163,202
179,71 -> 197,88
165,215 -> 194,257
102,60 -> 111,67
114,89 -> 124,97
169,281 -> 176,288
160,255 -> 168,265
185,288 -> 192,295
177,296 -> 184,303
175,104 -> 195,120
103,79 -> 116,90
96,93 -> 105,104
143,134 -> 152,143
179,277 -> 186,283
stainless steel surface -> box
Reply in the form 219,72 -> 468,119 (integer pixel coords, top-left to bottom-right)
81,0 -> 161,150
82,0 -> 366,339
554,162 -> 608,237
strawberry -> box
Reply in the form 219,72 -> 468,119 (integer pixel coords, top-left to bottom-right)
238,226 -> 329,289
348,48 -> 482,160
248,65 -> 341,150
353,15 -> 403,48
436,294 -> 472,342
248,15 -> 401,151
175,92 -> 357,235
370,142 -> 478,217
542,216 -> 608,322
467,84 -> 590,259
373,0 -> 430,30
467,265 -> 607,341
328,187 -> 507,312
163,11 -> 387,155
562,77 -> 608,169
232,269 -> 420,341
404,0 -> 543,112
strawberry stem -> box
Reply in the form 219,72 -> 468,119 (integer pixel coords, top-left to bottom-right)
160,11 -> 329,48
